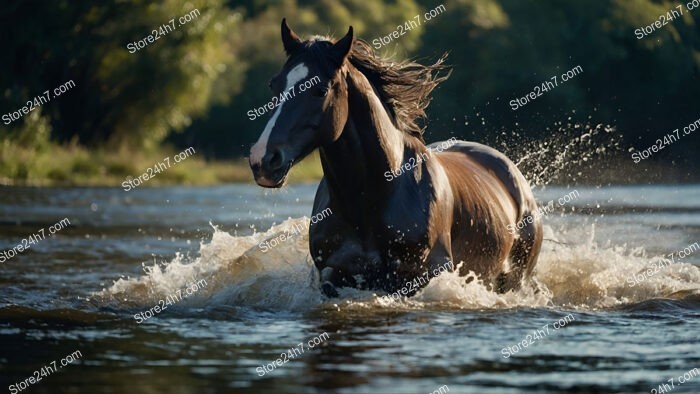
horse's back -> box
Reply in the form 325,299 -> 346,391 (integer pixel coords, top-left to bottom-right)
428,140 -> 536,218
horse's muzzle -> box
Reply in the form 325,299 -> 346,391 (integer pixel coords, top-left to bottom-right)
249,147 -> 292,188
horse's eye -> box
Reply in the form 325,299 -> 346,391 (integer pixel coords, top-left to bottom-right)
314,87 -> 329,97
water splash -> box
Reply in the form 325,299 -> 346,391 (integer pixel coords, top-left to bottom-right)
97,219 -> 700,313
96,218 -> 322,312
498,123 -> 622,187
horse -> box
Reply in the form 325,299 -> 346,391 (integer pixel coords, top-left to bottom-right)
249,19 -> 542,297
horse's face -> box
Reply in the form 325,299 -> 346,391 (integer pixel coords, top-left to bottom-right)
249,19 -> 353,188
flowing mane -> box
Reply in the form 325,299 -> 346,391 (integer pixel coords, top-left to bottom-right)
348,40 -> 450,141
303,36 -> 450,141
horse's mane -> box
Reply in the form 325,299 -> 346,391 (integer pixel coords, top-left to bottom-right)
348,40 -> 450,141
305,36 -> 450,142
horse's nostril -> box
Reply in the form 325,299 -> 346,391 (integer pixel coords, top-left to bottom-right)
266,149 -> 285,170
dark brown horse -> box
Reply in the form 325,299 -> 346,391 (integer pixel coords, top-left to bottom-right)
249,19 -> 542,297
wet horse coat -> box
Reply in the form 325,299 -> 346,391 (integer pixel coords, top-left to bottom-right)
249,20 -> 542,296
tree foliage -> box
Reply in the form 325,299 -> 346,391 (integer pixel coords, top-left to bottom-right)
1,0 -> 698,167
0,0 -> 244,149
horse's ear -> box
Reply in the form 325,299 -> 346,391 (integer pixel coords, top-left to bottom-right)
329,26 -> 353,66
281,18 -> 302,56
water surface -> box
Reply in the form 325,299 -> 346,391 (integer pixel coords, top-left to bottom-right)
0,184 -> 699,393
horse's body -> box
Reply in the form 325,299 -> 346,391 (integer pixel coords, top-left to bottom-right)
249,20 -> 542,297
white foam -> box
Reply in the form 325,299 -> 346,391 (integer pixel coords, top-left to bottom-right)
97,220 -> 700,312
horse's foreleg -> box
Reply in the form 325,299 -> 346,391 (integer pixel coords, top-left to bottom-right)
398,239 -> 453,296
317,244 -> 362,297
317,242 -> 385,297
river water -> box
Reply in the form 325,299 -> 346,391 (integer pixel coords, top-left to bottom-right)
0,184 -> 699,393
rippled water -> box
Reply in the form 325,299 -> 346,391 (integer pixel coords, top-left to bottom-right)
0,184 -> 699,393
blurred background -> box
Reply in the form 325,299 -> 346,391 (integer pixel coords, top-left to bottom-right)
1,0 -> 698,186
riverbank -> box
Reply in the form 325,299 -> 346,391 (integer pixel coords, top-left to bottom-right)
0,140 -> 324,187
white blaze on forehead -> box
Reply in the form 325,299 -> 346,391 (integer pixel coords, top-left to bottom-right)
250,63 -> 309,166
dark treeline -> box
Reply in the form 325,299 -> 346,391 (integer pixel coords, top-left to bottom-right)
1,0 -> 698,171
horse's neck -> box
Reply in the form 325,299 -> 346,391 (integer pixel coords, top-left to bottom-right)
319,66 -> 425,212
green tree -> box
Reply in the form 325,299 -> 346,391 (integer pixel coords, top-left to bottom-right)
0,0 -> 245,150
415,0 -> 700,167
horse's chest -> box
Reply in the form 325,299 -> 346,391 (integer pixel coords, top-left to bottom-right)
376,199 -> 431,258
378,183 -> 431,233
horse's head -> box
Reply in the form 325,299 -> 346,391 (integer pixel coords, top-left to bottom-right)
249,19 -> 354,188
